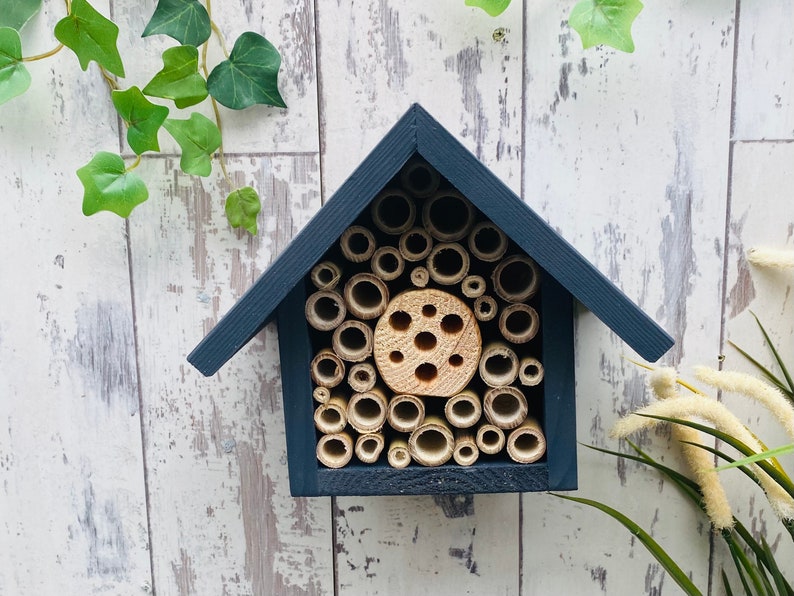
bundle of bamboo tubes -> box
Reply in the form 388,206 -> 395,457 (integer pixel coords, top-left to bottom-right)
308,156 -> 547,469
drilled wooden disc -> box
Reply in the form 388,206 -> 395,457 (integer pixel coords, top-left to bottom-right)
373,289 -> 481,397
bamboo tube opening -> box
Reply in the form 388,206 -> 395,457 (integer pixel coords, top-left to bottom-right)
399,227 -> 433,262
473,295 -> 497,322
344,273 -> 389,320
445,389 -> 482,428
348,361 -> 377,393
507,419 -> 546,463
400,157 -> 441,198
427,242 -> 469,285
332,321 -> 373,362
314,394 -> 348,434
310,260 -> 343,290
371,246 -> 405,281
388,438 -> 411,469
340,225 -> 377,263
519,357 -> 544,386
461,275 -> 486,298
347,387 -> 388,432
475,424 -> 505,455
408,416 -> 454,467
483,386 -> 529,430
371,190 -> 416,235
410,266 -> 429,288
355,432 -> 385,464
499,304 -> 540,344
316,432 -> 353,468
468,222 -> 508,262
478,342 -> 519,387
387,393 -> 425,432
310,349 -> 346,387
453,432 -> 479,466
305,290 -> 346,331
492,255 -> 540,303
313,386 -> 331,404
422,191 -> 475,241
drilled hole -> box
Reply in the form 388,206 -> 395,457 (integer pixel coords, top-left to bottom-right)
324,438 -> 347,458
339,327 -> 366,351
415,363 -> 438,383
492,393 -> 518,417
499,260 -> 534,295
440,314 -> 463,334
459,446 -> 473,458
524,364 -> 539,377
347,232 -> 371,255
389,350 -> 404,363
482,430 -> 500,447
479,302 -> 492,314
422,304 -> 436,317
377,252 -> 399,273
515,434 -> 539,452
320,409 -> 341,425
414,331 -> 437,351
361,438 -> 378,455
405,233 -> 428,255
394,401 -> 419,422
416,429 -> 446,453
376,194 -> 411,230
353,397 -> 382,423
473,226 -> 502,254
485,354 -> 513,377
389,310 -> 412,331
429,195 -> 469,235
506,309 -> 532,334
313,296 -> 340,322
316,358 -> 338,380
452,401 -> 474,418
351,280 -> 383,309
432,247 -> 463,276
316,267 -> 334,285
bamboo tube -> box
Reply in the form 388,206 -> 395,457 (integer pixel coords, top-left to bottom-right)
348,361 -> 377,393
473,295 -> 497,322
399,156 -> 440,198
422,191 -> 475,241
483,386 -> 529,430
388,437 -> 411,469
444,389 -> 482,429
305,290 -> 346,331
453,431 -> 479,466
492,255 -> 540,303
387,393 -> 426,433
410,266 -> 429,288
461,275 -> 486,298
399,227 -> 433,262
426,242 -> 470,286
332,320 -> 373,362
506,418 -> 547,463
371,189 -> 416,235
347,386 -> 389,433
340,225 -> 377,263
476,424 -> 505,455
313,394 -> 348,434
468,221 -> 508,262
316,432 -> 353,468
499,304 -> 540,344
371,246 -> 405,281
344,273 -> 389,320
478,342 -> 519,387
408,416 -> 455,467
310,260 -> 343,290
519,357 -> 544,387
313,386 -> 331,404
310,349 -> 346,387
355,432 -> 385,464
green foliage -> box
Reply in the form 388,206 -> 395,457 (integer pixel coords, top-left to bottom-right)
111,87 -> 169,154
0,0 -> 42,31
54,0 -> 125,77
142,45 -> 207,108
207,32 -> 286,109
163,113 -> 221,177
465,0 -> 512,17
0,27 -> 31,105
731,312 -> 794,403
225,187 -> 261,234
78,152 -> 148,217
142,0 -> 211,47
568,0 -> 644,53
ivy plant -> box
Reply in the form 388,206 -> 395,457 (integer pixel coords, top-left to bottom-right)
0,0 -> 285,235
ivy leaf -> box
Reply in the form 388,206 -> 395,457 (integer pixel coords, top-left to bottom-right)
569,0 -> 643,53
464,0 -> 512,17
0,27 -> 31,105
142,0 -> 210,47
0,0 -> 42,30
78,152 -> 148,217
111,87 -> 169,154
225,186 -> 260,234
162,113 -> 220,176
54,0 -> 125,76
142,45 -> 207,109
207,31 -> 286,110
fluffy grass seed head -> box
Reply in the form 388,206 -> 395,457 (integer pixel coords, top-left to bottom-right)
747,247 -> 794,269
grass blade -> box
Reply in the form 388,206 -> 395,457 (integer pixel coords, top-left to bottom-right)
729,340 -> 793,399
714,444 -> 794,472
722,569 -> 735,596
751,311 -> 794,398
726,532 -> 765,595
760,536 -> 794,595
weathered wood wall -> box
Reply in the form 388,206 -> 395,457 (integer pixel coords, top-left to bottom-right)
1,0 -> 792,594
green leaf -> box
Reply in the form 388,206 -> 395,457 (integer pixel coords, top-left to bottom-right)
111,87 -> 169,154
225,186 -> 260,234
77,152 -> 148,217
0,27 -> 31,105
759,537 -> 792,595
0,0 -> 42,30
464,0 -> 512,17
162,113 -> 220,176
713,444 -> 794,472
142,45 -> 207,109
207,31 -> 286,110
142,0 -> 210,47
751,311 -> 794,398
728,340 -> 794,401
721,570 -> 735,596
54,0 -> 124,77
568,0 -> 643,53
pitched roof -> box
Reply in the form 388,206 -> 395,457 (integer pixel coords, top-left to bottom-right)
188,104 -> 673,376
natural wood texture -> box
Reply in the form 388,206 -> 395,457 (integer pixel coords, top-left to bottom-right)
506,418 -> 546,464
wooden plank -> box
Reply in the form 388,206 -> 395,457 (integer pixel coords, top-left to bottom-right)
315,1 -> 523,593
0,2 -> 152,593
522,0 -> 736,593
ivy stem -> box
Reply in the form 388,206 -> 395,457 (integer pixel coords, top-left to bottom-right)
99,66 -> 119,92
23,44 -> 65,62
126,154 -> 142,172
205,0 -> 230,58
